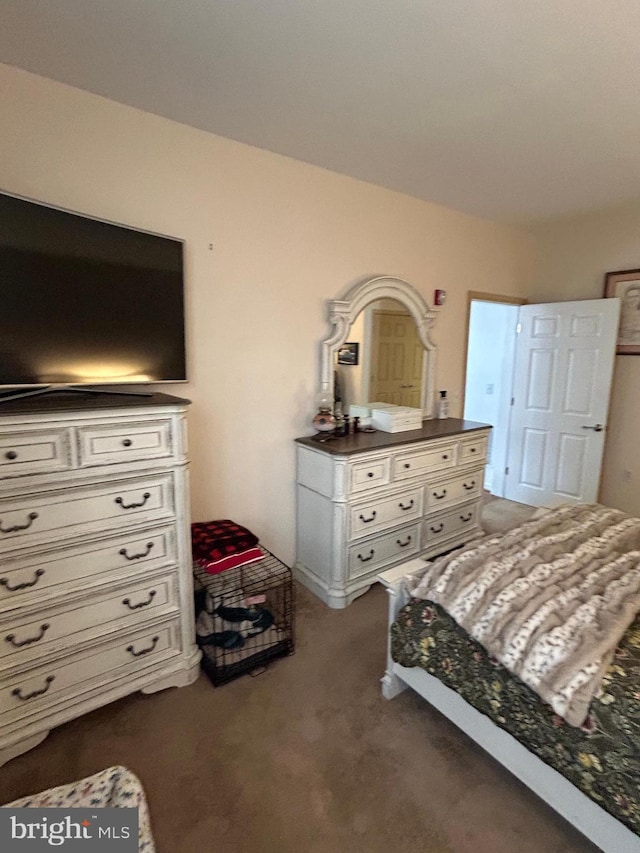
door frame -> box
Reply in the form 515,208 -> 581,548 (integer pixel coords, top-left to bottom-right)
461,291 -> 527,416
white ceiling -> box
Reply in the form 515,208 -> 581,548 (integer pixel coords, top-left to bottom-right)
3,0 -> 640,224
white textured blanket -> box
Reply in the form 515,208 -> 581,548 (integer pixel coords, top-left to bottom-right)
407,504 -> 640,726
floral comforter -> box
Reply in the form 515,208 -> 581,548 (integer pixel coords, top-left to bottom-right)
391,598 -> 640,835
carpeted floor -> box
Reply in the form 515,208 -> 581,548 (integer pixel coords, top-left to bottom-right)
0,498 -> 598,853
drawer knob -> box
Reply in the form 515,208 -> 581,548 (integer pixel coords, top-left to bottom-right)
122,590 -> 157,610
0,568 -> 45,592
460,513 -> 473,523
0,511 -> 38,535
442,454 -> 449,460
119,542 -> 155,561
356,549 -> 375,563
430,523 -> 444,534
463,481 -> 476,491
358,511 -> 377,524
398,499 -> 414,511
126,636 -> 159,657
115,492 -> 151,510
5,623 -> 50,648
404,463 -> 411,469
12,675 -> 55,702
367,472 -> 375,478
470,447 -> 477,453
396,535 -> 412,548
122,438 -> 133,448
4,450 -> 17,461
433,489 -> 447,500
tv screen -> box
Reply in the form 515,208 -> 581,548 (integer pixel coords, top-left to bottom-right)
0,192 -> 186,387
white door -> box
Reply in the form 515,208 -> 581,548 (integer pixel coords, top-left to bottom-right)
505,298 -> 620,507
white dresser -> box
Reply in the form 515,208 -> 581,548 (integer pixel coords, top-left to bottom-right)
295,419 -> 491,608
0,392 -> 200,766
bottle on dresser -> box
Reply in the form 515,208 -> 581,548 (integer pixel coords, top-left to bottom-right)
438,390 -> 449,419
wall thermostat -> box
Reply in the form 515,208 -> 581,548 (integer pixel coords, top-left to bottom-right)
434,289 -> 447,306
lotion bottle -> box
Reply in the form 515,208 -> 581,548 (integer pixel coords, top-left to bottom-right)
438,390 -> 449,419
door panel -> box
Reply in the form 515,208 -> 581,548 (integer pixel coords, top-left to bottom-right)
370,311 -> 423,407
505,298 -> 620,507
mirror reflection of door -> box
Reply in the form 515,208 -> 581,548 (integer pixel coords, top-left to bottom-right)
370,309 -> 423,406
334,298 -> 426,410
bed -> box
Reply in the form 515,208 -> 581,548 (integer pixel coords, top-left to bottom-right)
379,504 -> 640,853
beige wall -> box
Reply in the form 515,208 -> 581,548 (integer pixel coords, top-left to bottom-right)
0,64 -> 534,562
531,199 -> 640,515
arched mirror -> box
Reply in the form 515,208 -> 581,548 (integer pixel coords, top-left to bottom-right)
320,276 -> 438,418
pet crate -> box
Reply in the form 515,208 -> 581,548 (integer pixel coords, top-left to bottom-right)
193,546 -> 294,686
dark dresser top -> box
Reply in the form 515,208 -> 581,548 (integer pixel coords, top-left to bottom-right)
295,418 -> 491,457
0,389 -> 190,415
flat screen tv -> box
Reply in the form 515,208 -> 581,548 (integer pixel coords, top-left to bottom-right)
0,192 -> 186,396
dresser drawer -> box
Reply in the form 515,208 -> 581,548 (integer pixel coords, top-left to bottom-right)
77,420 -> 174,466
0,430 -> 72,479
425,468 -> 483,511
0,573 -> 178,668
0,622 -> 180,721
0,474 -> 174,553
348,457 -> 391,493
349,487 -> 423,539
393,443 -> 456,481
459,435 -> 488,463
0,525 -> 177,606
348,522 -> 420,578
424,503 -> 479,544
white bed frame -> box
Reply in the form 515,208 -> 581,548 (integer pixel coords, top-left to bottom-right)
379,560 -> 640,853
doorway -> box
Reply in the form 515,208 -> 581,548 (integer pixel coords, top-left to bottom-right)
463,294 -> 522,497
464,294 -> 620,507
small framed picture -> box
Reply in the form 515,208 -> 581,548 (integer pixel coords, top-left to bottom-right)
604,269 -> 640,354
337,342 -> 359,365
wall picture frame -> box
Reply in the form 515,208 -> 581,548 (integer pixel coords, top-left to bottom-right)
604,268 -> 640,354
337,342 -> 359,365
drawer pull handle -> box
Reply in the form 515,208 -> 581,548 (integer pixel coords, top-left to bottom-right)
115,492 -> 151,510
433,489 -> 447,500
6,623 -> 50,648
127,636 -> 159,657
357,549 -> 375,563
0,569 -> 44,592
396,535 -> 412,548
0,511 -> 38,535
470,447 -> 477,453
442,454 -> 449,460
122,590 -> 157,610
0,569 -> 45,592
460,513 -> 473,523
4,450 -> 17,461
358,511 -> 377,523
366,472 -> 375,479
119,542 -> 155,561
399,500 -> 414,511
430,523 -> 444,534
122,438 -> 133,448
463,480 -> 476,491
12,675 -> 55,702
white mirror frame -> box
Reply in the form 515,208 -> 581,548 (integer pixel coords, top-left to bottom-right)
320,276 -> 438,418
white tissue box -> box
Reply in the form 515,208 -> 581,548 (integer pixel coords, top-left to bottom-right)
370,405 -> 423,433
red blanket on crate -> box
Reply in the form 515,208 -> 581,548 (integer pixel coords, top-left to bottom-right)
191,519 -> 264,574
